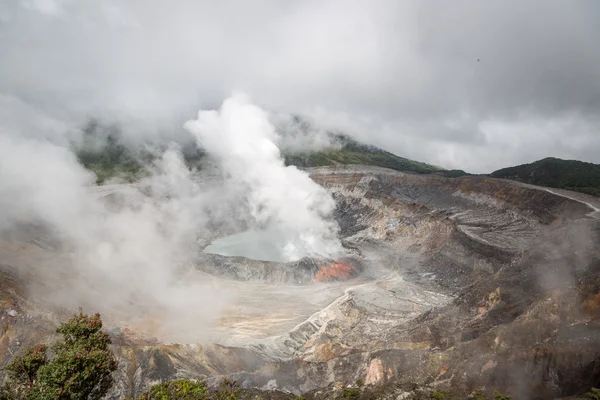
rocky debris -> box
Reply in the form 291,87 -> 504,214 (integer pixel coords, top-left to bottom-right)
196,253 -> 324,284
2,165 -> 600,399
196,252 -> 364,285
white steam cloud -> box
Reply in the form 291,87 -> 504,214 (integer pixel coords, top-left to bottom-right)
0,92 -> 343,342
0,132 -> 226,342
185,93 -> 343,261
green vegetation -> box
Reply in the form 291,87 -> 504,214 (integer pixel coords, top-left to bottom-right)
441,169 -> 471,178
430,390 -> 452,400
76,121 -> 144,184
469,389 -> 511,400
284,137 -> 446,175
130,378 -> 242,400
1,312 -> 118,400
2,345 -> 48,396
341,387 -> 361,399
79,153 -> 143,184
585,387 -> 600,399
74,120 -> 470,184
491,157 -> 600,196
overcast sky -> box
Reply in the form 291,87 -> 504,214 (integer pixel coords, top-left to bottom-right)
1,0 -> 599,173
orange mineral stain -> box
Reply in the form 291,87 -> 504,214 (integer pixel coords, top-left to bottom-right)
313,261 -> 355,282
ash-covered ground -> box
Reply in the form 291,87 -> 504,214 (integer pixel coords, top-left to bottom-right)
1,165 -> 599,399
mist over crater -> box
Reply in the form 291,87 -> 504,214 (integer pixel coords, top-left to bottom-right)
1,96 -> 599,400
2,2 -> 600,398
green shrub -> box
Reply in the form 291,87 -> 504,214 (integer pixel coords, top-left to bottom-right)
341,387 -> 361,400
133,378 -> 244,400
4,344 -> 48,391
468,389 -> 511,400
213,379 -> 242,400
135,379 -> 209,399
585,388 -> 600,400
1,312 -> 118,400
430,390 -> 452,400
493,392 -> 511,400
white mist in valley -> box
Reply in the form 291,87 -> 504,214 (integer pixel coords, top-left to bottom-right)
0,133 -> 227,342
0,92 -> 344,342
185,93 -> 343,262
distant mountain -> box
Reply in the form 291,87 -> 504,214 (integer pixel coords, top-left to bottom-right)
490,157 -> 600,196
75,120 -> 204,184
76,121 -> 144,184
76,126 -> 469,183
284,135 -> 468,176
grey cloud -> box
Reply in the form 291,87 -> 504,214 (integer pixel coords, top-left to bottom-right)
1,0 -> 599,172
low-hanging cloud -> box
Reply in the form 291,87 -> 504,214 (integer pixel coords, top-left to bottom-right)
1,0 -> 599,173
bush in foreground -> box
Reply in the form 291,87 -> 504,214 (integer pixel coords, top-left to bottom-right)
1,312 -> 118,400
130,378 -> 243,400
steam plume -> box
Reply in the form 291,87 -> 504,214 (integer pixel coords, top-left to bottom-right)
0,93 -> 345,343
185,93 -> 343,261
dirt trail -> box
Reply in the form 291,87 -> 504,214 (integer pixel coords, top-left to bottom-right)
542,187 -> 600,217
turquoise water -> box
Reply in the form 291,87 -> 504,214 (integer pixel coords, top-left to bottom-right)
204,230 -> 294,262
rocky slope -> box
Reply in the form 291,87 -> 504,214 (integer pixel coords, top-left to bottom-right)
0,165 -> 599,399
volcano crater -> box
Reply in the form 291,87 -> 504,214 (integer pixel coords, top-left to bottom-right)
2,165 -> 600,399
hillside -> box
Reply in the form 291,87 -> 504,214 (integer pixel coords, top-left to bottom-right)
283,137 -> 443,174
491,157 -> 600,196
283,136 -> 469,177
75,128 -> 468,183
